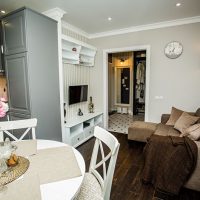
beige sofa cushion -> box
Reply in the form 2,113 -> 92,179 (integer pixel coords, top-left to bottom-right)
128,121 -> 157,142
166,107 -> 184,126
154,123 -> 180,137
184,124 -> 200,141
174,112 -> 199,134
195,108 -> 200,124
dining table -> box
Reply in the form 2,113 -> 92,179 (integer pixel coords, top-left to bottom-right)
1,139 -> 86,200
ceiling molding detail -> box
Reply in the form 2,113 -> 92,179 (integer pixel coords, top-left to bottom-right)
89,16 -> 200,39
62,16 -> 200,39
62,20 -> 89,38
43,7 -> 66,21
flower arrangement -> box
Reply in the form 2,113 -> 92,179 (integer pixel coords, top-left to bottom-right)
0,97 -> 9,118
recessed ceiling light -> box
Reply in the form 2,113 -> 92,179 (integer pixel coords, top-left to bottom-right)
108,17 -> 112,21
0,10 -> 6,14
176,3 -> 181,7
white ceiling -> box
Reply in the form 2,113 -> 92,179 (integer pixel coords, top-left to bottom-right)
1,0 -> 200,34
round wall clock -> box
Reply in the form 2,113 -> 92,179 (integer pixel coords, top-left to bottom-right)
164,41 -> 183,59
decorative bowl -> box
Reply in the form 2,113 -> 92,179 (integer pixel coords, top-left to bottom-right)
0,142 -> 17,160
0,139 -> 17,174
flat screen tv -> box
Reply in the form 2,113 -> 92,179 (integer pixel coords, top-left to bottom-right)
69,85 -> 88,105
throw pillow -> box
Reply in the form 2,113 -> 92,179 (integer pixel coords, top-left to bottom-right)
185,124 -> 200,141
195,108 -> 200,124
174,112 -> 199,134
166,107 -> 184,126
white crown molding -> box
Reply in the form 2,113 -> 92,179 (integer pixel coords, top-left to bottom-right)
62,20 -> 89,38
60,16 -> 200,39
43,7 -> 66,21
88,16 -> 200,39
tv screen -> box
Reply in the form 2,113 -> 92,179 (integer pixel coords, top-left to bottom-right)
69,85 -> 88,105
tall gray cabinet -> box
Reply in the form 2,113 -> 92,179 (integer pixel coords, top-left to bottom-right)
1,7 -> 62,141
0,22 -> 4,73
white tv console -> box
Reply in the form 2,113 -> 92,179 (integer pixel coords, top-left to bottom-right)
63,112 -> 103,147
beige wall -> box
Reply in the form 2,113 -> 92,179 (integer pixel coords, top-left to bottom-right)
89,23 -> 200,122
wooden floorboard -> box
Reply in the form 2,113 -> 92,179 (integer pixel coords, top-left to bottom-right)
77,133 -> 200,200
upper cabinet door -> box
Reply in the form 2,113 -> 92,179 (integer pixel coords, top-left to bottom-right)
5,53 -> 30,115
2,10 -> 27,55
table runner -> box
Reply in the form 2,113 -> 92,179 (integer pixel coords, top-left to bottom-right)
15,140 -> 37,157
0,173 -> 41,200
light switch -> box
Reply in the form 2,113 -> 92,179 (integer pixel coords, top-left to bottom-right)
155,96 -> 164,99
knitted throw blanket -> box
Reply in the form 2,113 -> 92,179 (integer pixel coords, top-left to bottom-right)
142,135 -> 197,196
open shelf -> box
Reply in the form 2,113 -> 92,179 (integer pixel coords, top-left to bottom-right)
94,115 -> 103,126
61,35 -> 96,66
69,123 -> 83,136
83,118 -> 94,129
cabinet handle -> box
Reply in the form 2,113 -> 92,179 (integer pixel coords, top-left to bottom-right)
1,45 -> 3,54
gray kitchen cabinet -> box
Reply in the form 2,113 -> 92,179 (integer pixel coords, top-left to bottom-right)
2,10 -> 27,55
2,7 -> 62,141
0,21 -> 5,73
5,53 -> 30,115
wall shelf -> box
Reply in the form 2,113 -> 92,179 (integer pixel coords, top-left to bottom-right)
61,35 -> 97,66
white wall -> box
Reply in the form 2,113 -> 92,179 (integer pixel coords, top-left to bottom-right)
89,23 -> 200,122
62,26 -> 91,120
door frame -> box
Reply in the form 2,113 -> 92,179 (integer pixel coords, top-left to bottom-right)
103,45 -> 151,129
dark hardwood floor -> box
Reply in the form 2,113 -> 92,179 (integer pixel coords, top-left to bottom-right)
77,133 -> 200,200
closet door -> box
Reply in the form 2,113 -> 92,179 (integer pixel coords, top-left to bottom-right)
2,10 -> 27,55
5,53 -> 30,115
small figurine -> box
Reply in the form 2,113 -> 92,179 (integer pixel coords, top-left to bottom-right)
88,96 -> 94,113
78,108 -> 83,116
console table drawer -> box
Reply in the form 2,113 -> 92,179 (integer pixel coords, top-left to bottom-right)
71,133 -> 84,146
84,127 -> 94,138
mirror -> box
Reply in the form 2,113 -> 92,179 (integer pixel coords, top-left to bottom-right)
115,67 -> 130,104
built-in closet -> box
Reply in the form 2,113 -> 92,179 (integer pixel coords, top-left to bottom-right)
133,51 -> 146,115
1,7 -> 62,141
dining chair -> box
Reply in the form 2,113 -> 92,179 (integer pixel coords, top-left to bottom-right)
75,126 -> 120,200
0,118 -> 37,142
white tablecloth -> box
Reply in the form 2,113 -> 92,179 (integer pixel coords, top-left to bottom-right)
36,140 -> 85,200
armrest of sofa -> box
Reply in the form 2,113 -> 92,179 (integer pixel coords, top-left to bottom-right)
185,141 -> 200,191
161,114 -> 170,124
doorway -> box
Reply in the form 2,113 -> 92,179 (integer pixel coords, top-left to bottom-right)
103,45 -> 150,130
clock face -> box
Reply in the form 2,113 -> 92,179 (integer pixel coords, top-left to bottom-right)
164,41 -> 183,59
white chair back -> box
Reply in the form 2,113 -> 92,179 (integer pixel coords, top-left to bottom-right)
89,126 -> 120,200
0,118 -> 37,142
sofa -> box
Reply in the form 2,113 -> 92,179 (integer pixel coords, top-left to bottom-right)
128,108 -> 200,191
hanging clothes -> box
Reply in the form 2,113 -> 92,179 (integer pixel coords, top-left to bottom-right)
136,62 -> 145,85
136,62 -> 145,103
